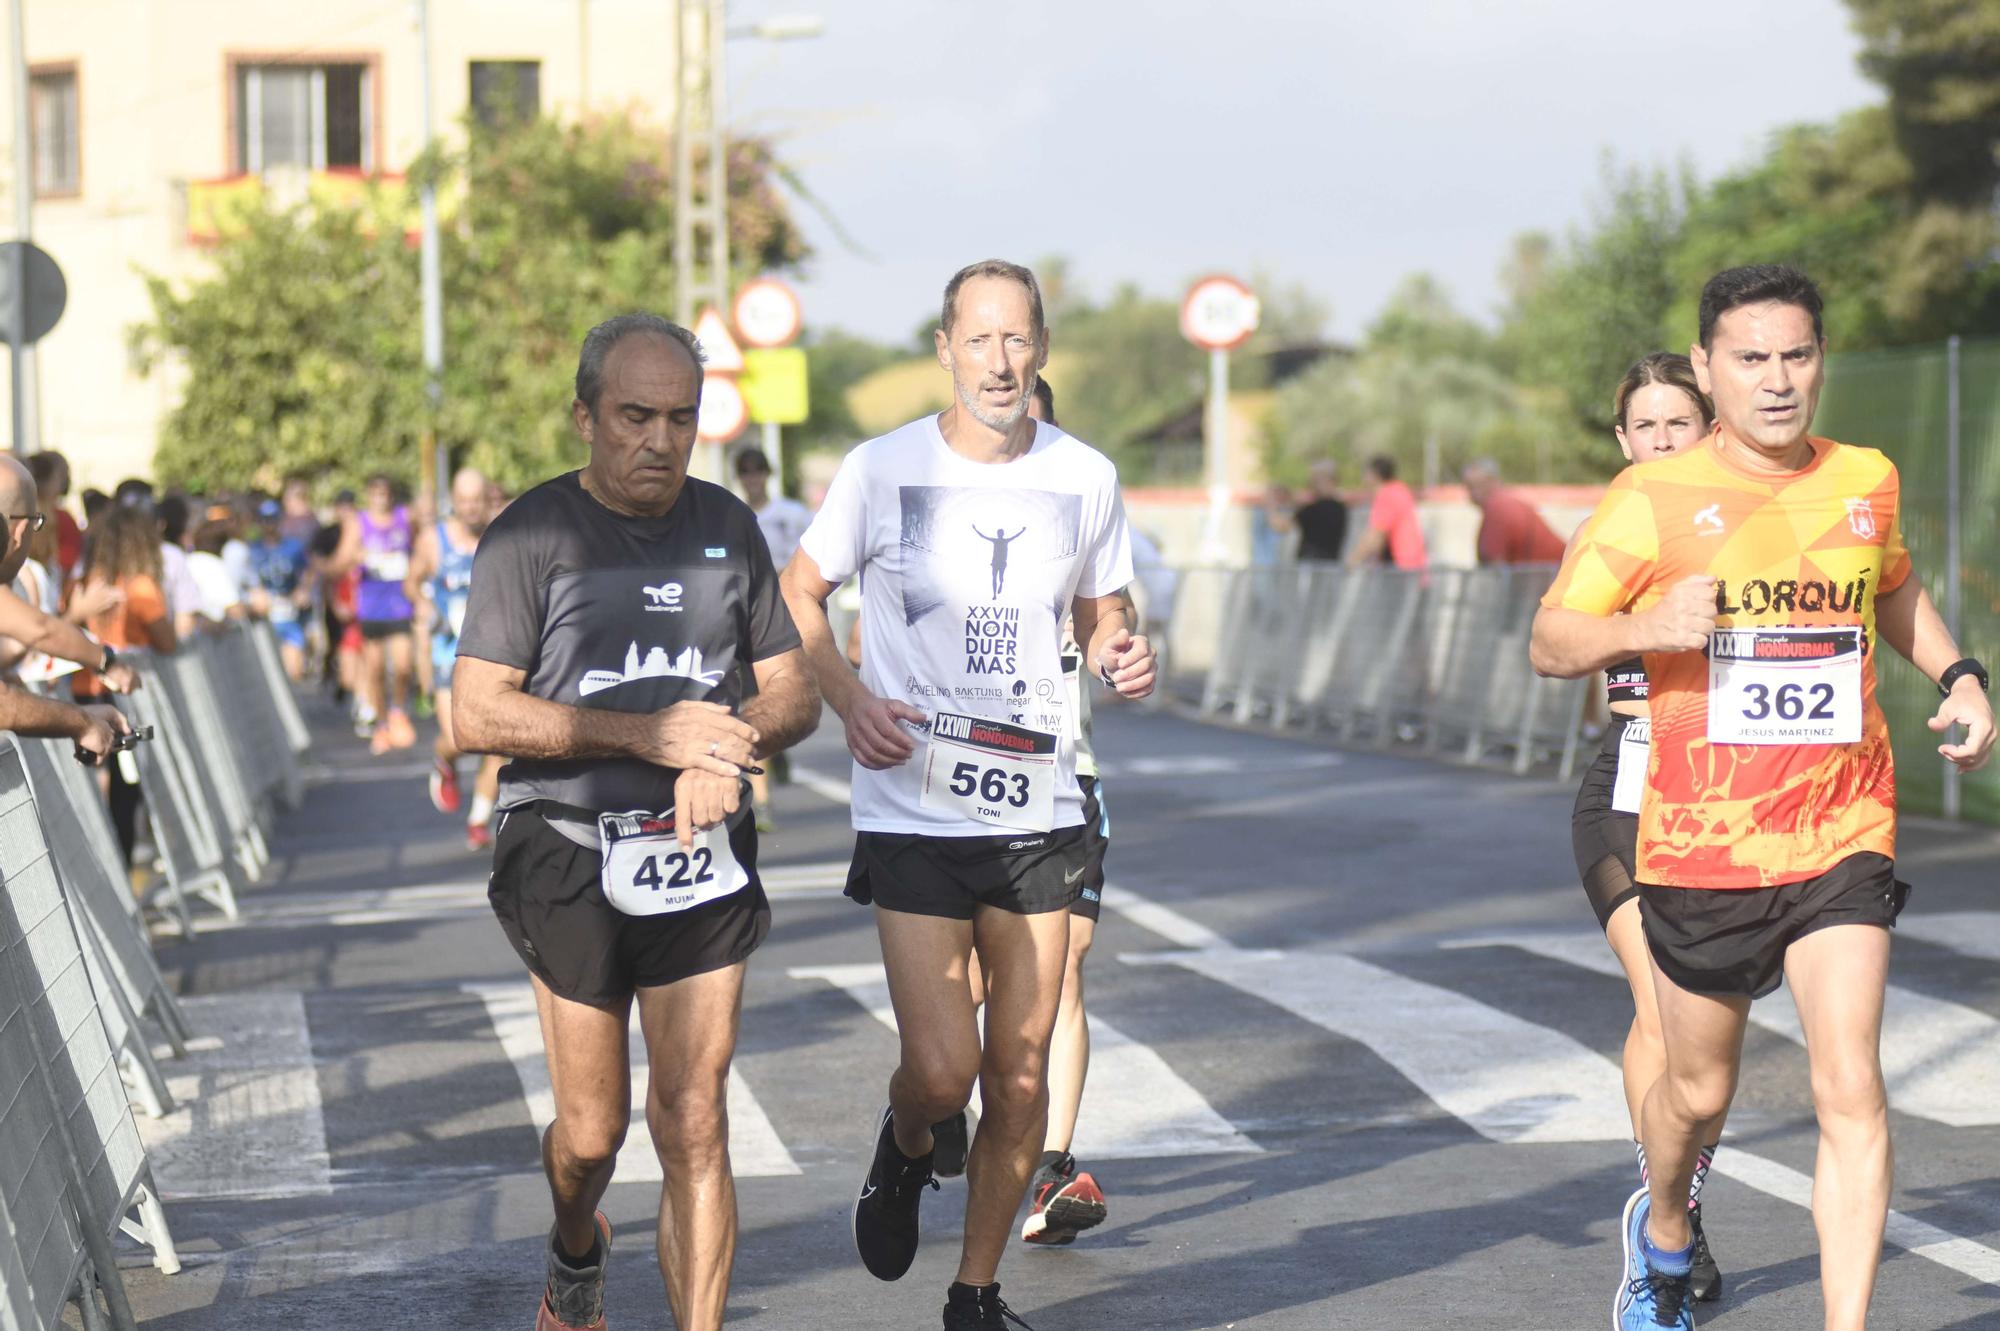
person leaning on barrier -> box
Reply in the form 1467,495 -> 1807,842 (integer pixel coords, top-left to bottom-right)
0,455 -> 133,763
0,457 -> 141,692
1345,454 -> 1428,569
1293,459 -> 1349,562
1462,458 -> 1567,566
452,312 -> 819,1331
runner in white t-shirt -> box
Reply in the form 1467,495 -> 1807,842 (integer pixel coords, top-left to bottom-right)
781,260 -> 1156,1331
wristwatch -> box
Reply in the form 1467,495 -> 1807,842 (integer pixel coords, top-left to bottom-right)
1938,658 -> 1989,698
97,641 -> 117,673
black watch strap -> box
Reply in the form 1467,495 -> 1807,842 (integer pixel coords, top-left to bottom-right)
1938,658 -> 1988,698
98,641 -> 117,672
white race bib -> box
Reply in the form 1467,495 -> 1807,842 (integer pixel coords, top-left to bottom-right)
596,809 -> 750,916
1612,717 -> 1650,814
364,550 -> 409,582
919,711 -> 1059,832
1706,627 -> 1863,745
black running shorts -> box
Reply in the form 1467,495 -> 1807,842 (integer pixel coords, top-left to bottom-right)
1571,716 -> 1640,931
844,823 -> 1087,920
359,617 -> 413,641
1070,776 -> 1110,923
488,805 -> 769,1007
1638,852 -> 1909,999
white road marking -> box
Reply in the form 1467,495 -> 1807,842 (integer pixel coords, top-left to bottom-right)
1445,929 -> 2000,1128
137,993 -> 332,1200
1127,947 -> 1631,1143
466,981 -> 800,1181
789,764 -> 855,805
1896,911 -> 2000,963
1101,884 -> 1229,949
1097,752 -> 1344,778
789,962 -> 1258,1160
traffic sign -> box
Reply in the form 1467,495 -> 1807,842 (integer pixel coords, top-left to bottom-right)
1180,275 -> 1260,352
741,348 -> 809,425
0,241 -> 67,345
733,277 -> 803,349
693,305 -> 745,373
697,374 -> 748,442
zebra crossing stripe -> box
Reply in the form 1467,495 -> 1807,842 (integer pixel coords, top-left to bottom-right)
1895,911 -> 2000,963
1443,930 -> 2000,1128
137,993 -> 333,1200
788,963 -> 1259,1159
465,982 -> 800,1181
1127,947 -> 1632,1143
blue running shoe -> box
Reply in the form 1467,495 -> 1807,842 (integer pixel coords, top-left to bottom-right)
1615,1187 -> 1694,1329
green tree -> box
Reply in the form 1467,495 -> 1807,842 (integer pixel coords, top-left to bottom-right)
134,109 -> 809,496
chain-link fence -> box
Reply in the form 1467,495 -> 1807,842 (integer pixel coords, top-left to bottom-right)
1814,335 -> 1999,825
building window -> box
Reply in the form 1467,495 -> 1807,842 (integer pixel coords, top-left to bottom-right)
235,63 -> 371,173
30,66 -> 79,197
469,60 -> 540,129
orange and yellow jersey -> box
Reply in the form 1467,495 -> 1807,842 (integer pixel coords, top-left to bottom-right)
1542,432 -> 1911,888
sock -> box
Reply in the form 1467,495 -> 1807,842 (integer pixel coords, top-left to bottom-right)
1688,1142 -> 1718,1210
948,1281 -> 996,1303
1639,1224 -> 1694,1276
1039,1149 -> 1069,1174
468,792 -> 496,825
1633,1140 -> 1648,1187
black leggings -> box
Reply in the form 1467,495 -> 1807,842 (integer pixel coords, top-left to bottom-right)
107,750 -> 145,868
1571,715 -> 1641,931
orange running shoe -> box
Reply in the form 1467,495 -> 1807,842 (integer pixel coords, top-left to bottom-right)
385,708 -> 417,749
537,1212 -> 611,1330
1020,1152 -> 1106,1245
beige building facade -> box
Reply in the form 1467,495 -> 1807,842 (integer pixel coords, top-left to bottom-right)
2,0 -> 681,492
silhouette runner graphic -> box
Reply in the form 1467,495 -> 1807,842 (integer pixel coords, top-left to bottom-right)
973,525 -> 1027,599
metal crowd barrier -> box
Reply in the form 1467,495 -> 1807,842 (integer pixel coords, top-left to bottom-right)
1190,563 -> 1590,781
0,737 -> 173,1331
0,621 -> 311,1329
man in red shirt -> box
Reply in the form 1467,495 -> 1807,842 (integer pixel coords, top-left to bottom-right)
1463,458 -> 1567,565
26,451 -> 83,579
1346,455 -> 1428,570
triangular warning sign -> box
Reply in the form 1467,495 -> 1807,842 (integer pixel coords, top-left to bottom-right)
693,306 -> 745,373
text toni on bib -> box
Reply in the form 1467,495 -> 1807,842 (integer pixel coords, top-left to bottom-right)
920,711 -> 1058,831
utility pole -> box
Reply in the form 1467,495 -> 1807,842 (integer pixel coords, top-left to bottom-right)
9,0 -> 38,455
418,0 -> 446,508
672,0 -> 730,482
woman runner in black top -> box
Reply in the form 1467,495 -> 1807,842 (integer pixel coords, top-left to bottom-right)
1568,353 -> 1730,1303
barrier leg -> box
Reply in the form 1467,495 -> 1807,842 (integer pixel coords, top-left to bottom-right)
118,1176 -> 182,1276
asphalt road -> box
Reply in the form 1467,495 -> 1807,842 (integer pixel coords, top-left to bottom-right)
108,692 -> 2000,1330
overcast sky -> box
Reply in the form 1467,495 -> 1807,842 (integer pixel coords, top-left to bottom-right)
725,1 -> 1878,346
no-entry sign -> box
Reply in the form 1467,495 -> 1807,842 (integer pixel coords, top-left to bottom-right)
1181,275 -> 1260,352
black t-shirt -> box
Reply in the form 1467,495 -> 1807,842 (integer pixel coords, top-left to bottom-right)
1294,497 -> 1349,562
455,471 -> 801,816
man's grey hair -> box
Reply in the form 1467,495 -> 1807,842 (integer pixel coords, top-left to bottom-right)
1462,457 -> 1502,483
940,259 -> 1045,337
575,313 -> 706,415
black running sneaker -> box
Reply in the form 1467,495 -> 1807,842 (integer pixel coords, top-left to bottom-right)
537,1212 -> 610,1331
1020,1152 -> 1106,1245
942,1281 -> 1036,1330
932,1109 -> 975,1179
854,1107 -> 938,1281
1689,1203 -> 1722,1303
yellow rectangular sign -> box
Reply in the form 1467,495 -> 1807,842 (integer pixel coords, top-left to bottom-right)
740,348 -> 809,425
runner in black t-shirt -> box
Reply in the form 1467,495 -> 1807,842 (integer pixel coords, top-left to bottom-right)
453,313 -> 818,1331
1292,460 -> 1348,561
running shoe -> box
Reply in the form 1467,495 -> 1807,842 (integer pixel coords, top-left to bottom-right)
466,821 -> 494,852
1615,1188 -> 1694,1330
853,1107 -> 937,1281
414,691 -> 435,720
1020,1152 -> 1106,1245
754,802 -> 775,834
1688,1203 -> 1721,1303
369,725 -> 395,755
430,758 -> 463,814
537,1212 -> 611,1331
385,708 -> 418,750
932,1108 -> 974,1179
942,1281 -> 1035,1330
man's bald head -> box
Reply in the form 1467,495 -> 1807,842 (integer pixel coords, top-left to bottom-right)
0,455 -> 40,583
451,466 -> 495,533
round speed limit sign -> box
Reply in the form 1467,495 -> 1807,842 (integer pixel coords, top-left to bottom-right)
1180,275 -> 1261,351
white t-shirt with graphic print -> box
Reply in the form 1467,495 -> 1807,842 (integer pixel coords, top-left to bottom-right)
800,415 -> 1134,836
